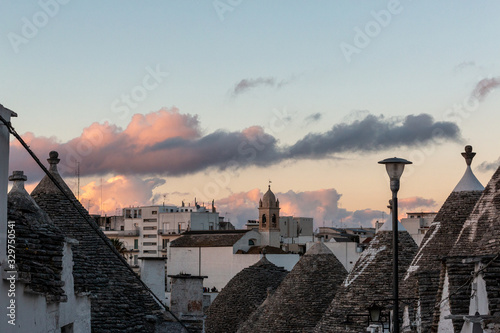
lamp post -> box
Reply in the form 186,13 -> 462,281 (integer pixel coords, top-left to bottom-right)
378,157 -> 412,333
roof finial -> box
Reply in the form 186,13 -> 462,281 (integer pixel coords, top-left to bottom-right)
462,145 -> 476,166
9,170 -> 27,191
48,151 -> 60,172
452,145 -> 484,192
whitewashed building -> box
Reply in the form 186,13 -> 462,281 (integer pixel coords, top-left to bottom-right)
400,211 -> 437,246
102,201 -> 222,267
0,106 -> 90,333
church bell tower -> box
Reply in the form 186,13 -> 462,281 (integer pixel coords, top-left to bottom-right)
258,185 -> 280,247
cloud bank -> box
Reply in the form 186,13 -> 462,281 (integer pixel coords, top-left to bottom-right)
216,188 -> 386,229
9,108 -> 461,183
287,113 -> 460,158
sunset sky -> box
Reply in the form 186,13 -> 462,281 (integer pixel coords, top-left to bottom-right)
2,1 -> 500,229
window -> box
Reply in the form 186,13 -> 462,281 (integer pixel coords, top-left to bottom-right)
271,214 -> 277,228
144,218 -> 157,222
143,234 -> 156,238
143,250 -> 157,254
248,239 -> 255,246
134,239 -> 138,249
209,222 -> 214,230
61,323 -> 73,333
152,211 -> 157,215
143,226 -> 157,230
143,242 -> 157,246
120,226 -> 124,231
125,209 -> 131,218
262,214 -> 267,225
162,239 -> 169,249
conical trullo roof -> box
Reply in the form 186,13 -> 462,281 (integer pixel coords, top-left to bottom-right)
30,152 -> 174,333
236,242 -> 347,333
313,221 -> 418,333
400,145 -> 483,332
7,170 -> 67,302
204,256 -> 288,333
433,161 -> 500,332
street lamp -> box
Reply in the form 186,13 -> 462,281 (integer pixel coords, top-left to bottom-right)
378,157 -> 412,333
368,302 -> 383,323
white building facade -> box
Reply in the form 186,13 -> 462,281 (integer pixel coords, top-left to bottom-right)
102,202 -> 220,266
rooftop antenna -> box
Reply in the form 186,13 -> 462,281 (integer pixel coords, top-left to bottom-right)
163,194 -> 166,206
76,161 -> 80,201
100,177 -> 103,216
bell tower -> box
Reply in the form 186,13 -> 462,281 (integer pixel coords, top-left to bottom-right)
258,185 -> 280,247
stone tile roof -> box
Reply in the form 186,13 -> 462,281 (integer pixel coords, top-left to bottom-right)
236,242 -> 347,333
7,171 -> 67,303
245,245 -> 287,254
170,231 -> 248,247
204,256 -> 288,333
432,164 -> 500,331
30,152 -> 174,333
313,227 -> 418,333
400,190 -> 482,332
450,165 -> 500,257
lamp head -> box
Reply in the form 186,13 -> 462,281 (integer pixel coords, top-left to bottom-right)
368,302 -> 383,322
378,157 -> 412,180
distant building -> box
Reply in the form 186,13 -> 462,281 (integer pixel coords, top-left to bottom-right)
100,201 -> 231,268
166,186 -> 301,291
246,185 -> 314,254
313,226 -> 375,271
400,211 -> 437,245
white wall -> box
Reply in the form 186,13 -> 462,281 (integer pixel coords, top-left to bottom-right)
233,230 -> 261,253
0,242 -> 91,333
167,246 -> 299,291
140,258 -> 167,305
307,241 -> 361,272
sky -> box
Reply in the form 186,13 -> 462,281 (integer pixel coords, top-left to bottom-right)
2,1 -> 500,230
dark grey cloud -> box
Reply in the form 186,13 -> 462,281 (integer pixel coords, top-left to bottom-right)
471,77 -> 500,102
232,77 -> 276,95
287,113 -> 461,158
477,157 -> 500,173
304,113 -> 322,124
10,111 -> 461,182
231,76 -> 294,96
454,61 -> 476,72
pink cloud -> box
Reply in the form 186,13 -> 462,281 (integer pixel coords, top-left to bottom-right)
471,77 -> 500,101
398,196 -> 437,212
8,108 -> 460,184
216,188 -> 384,230
79,175 -> 165,215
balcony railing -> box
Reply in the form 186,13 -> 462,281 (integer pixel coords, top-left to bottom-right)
104,229 -> 140,237
157,228 -> 186,235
